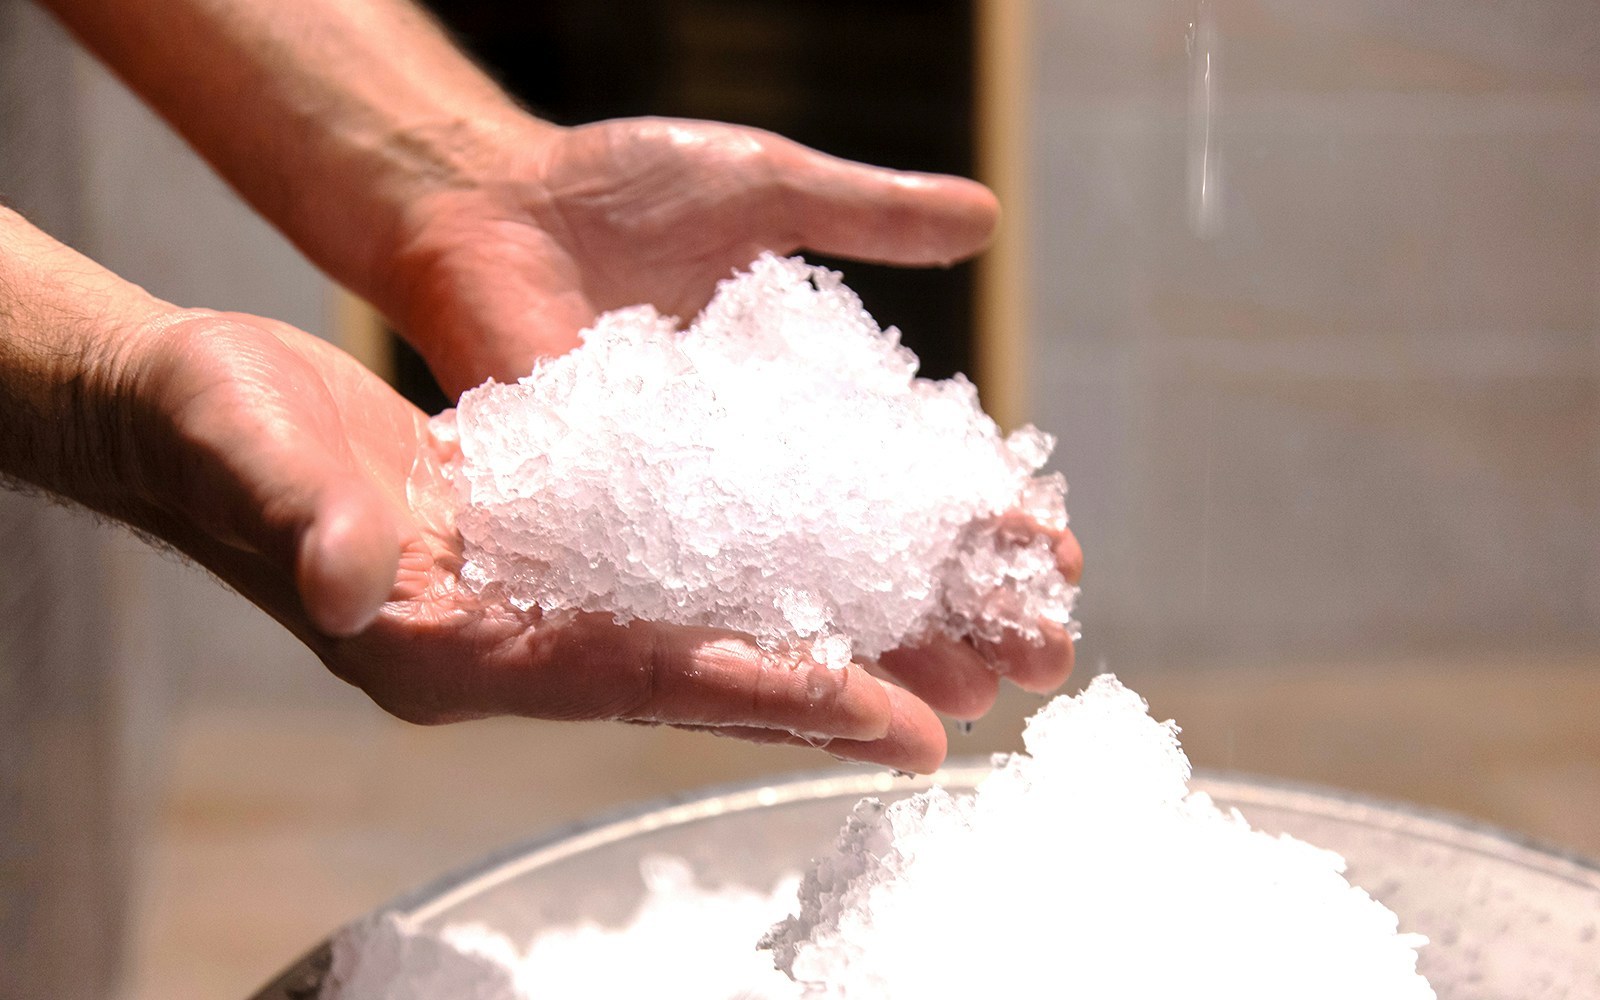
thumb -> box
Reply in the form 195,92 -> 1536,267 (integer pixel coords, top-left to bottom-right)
293,480 -> 401,637
137,314 -> 405,638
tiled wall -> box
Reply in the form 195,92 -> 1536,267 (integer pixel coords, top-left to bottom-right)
1027,0 -> 1600,668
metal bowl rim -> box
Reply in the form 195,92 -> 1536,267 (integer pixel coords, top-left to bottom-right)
251,762 -> 1600,1000
391,761 -> 1600,923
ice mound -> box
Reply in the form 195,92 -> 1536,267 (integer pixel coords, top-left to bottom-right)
324,857 -> 802,1000
322,678 -> 1436,1000
763,674 -> 1436,999
445,253 -> 1076,667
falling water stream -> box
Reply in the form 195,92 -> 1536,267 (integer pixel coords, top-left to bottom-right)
1187,0 -> 1222,239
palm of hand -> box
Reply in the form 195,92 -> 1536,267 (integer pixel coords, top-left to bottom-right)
390,118 -> 1000,397
149,312 -> 948,769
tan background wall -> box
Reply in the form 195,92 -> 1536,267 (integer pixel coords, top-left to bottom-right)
0,2 -> 1595,999
1021,0 -> 1600,669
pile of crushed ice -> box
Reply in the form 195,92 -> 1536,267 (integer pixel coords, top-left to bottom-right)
324,676 -> 1434,1000
440,253 -> 1076,667
325,858 -> 801,1000
765,675 -> 1434,998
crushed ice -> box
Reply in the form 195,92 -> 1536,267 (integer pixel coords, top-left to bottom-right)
325,677 -> 1434,1000
324,857 -> 801,1000
442,253 -> 1077,668
763,674 -> 1435,998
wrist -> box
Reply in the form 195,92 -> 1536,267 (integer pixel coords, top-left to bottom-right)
41,307 -> 203,536
360,112 -> 565,328
0,209 -> 178,520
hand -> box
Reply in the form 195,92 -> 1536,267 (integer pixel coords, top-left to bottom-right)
123,310 -> 969,770
374,115 -> 1080,726
380,116 -> 1002,397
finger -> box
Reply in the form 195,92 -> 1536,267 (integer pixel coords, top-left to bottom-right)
1055,529 -> 1084,585
975,620 -> 1075,693
688,683 -> 948,774
504,618 -> 896,741
821,683 -> 948,772
771,138 -> 1000,267
877,636 -> 1001,720
295,484 -> 402,637
996,507 -> 1083,588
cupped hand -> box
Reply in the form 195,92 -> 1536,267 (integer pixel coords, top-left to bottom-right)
125,310 -> 965,769
381,116 -> 1002,398
372,114 -> 1080,727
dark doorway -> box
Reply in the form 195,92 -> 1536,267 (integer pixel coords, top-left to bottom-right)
396,0 -> 979,412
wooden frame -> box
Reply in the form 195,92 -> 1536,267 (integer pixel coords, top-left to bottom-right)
974,0 -> 1032,431
331,287 -> 394,385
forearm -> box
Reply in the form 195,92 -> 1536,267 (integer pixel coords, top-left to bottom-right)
0,207 -> 168,516
0,204 -> 417,638
39,0 -> 553,315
